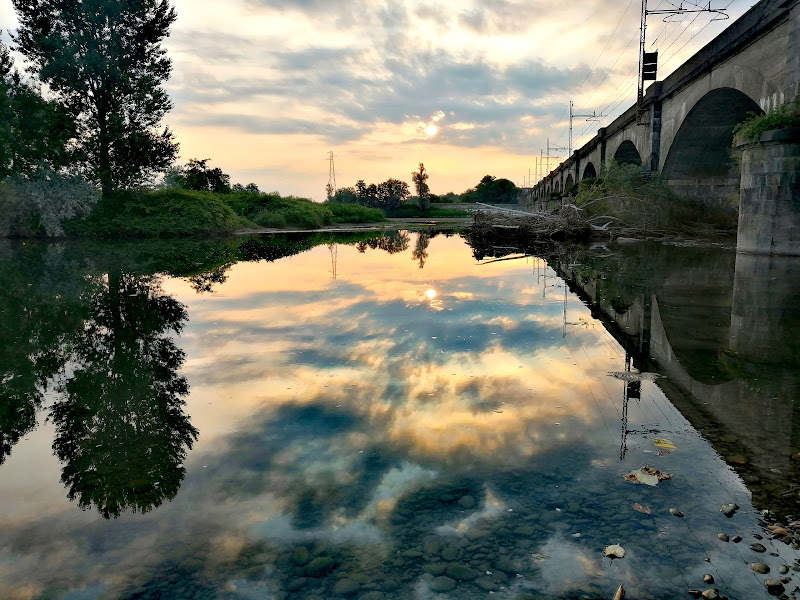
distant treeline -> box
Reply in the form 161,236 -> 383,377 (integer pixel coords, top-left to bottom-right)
330,175 -> 520,206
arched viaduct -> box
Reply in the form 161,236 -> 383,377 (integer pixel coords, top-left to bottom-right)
533,0 -> 800,204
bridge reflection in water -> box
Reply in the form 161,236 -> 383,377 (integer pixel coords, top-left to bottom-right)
550,243 -> 800,516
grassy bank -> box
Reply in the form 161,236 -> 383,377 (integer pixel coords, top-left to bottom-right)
387,204 -> 471,218
66,189 -> 245,237
60,189 -> 386,238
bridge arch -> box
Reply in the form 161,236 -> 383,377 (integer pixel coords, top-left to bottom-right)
565,173 -> 575,191
582,162 -> 597,180
662,87 -> 763,187
613,140 -> 643,166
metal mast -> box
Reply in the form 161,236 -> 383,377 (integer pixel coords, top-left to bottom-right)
326,151 -> 337,200
637,1 -> 728,119
569,100 -> 600,156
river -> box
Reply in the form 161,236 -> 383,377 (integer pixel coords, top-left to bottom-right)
1,231 -> 798,600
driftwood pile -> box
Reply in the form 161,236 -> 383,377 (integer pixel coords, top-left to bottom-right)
469,204 -> 620,242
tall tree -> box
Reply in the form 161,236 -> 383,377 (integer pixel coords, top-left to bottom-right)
12,0 -> 179,195
411,162 -> 430,212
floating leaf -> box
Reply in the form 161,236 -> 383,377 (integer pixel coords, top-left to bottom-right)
653,438 -> 677,450
632,502 -> 651,514
624,465 -> 673,486
657,450 -> 671,456
604,544 -> 626,559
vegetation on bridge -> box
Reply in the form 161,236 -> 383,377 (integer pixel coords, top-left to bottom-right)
733,100 -> 800,144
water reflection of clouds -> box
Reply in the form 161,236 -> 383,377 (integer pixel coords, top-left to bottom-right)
0,236 -> 653,598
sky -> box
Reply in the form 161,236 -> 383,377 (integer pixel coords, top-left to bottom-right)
0,0 -> 755,199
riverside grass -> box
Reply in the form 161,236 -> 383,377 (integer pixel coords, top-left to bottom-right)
63,189 -> 387,238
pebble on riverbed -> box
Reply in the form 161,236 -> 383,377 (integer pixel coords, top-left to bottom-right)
750,562 -> 770,574
764,579 -> 785,596
750,543 -> 767,553
718,533 -> 729,542
720,503 -> 739,518
703,574 -> 715,584
670,508 -> 685,517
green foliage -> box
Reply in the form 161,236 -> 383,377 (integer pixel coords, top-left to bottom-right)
431,192 -> 462,203
252,196 -> 333,229
733,101 -> 800,144
12,0 -> 179,193
326,202 -> 385,223
329,187 -> 358,204
575,161 -> 737,234
0,43 -> 75,178
0,169 -> 99,237
255,211 -> 287,228
388,203 -> 470,218
67,189 -> 243,237
175,158 -> 232,193
354,178 -> 410,210
461,175 -> 519,204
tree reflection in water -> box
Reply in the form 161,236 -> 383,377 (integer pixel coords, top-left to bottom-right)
50,271 -> 198,519
0,233 -> 419,519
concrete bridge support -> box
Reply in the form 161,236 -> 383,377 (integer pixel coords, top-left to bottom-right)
736,128 -> 800,255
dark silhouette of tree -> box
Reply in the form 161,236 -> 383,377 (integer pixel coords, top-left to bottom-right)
353,178 -> 410,210
462,175 -> 519,204
412,233 -> 430,269
51,272 -> 198,519
12,0 -> 179,194
179,158 -> 232,193
411,163 -> 430,212
329,187 -> 357,204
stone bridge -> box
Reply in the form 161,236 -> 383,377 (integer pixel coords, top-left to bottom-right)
532,0 -> 800,204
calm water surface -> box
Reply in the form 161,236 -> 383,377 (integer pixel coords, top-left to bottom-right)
1,232 -> 799,600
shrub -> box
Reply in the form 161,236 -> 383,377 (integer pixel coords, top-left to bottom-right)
0,169 -> 99,237
67,189 -> 243,237
252,198 -> 332,230
326,203 -> 385,223
574,161 -> 737,235
254,211 -> 287,228
733,101 -> 800,144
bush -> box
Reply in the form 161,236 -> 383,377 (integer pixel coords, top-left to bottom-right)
733,101 -> 800,144
254,211 -> 286,228
326,203 -> 385,223
252,197 -> 332,230
0,170 -> 99,237
575,161 -> 737,235
67,189 -> 243,237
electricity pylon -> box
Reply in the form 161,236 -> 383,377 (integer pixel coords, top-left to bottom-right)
326,151 -> 336,200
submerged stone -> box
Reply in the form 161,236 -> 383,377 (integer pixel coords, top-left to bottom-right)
305,557 -> 335,577
445,563 -> 478,581
764,579 -> 785,596
430,576 -> 456,592
750,562 -> 770,574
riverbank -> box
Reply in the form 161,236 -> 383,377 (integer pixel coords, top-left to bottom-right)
44,189 -> 471,238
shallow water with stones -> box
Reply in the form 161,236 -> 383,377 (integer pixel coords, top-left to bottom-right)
0,232 -> 799,600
